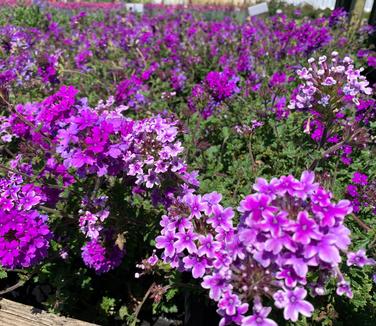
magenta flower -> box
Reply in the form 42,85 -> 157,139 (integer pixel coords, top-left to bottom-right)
218,291 -> 242,316
184,193 -> 206,219
304,234 -> 341,264
276,175 -> 299,195
312,188 -> 332,206
242,306 -> 277,326
202,192 -> 222,215
260,211 -> 289,236
238,194 -> 276,223
352,172 -> 368,186
291,211 -> 322,244
155,231 -> 176,258
198,234 -> 220,258
293,171 -> 318,199
183,254 -> 208,278
273,288 -> 314,322
20,190 -> 42,210
207,205 -> 234,231
347,249 -> 375,267
174,230 -> 198,254
202,273 -> 229,301
336,281 -> 353,298
252,177 -> 279,197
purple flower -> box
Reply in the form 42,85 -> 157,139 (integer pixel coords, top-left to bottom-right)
260,211 -> 289,236
273,288 -> 314,322
293,171 -> 318,199
238,194 -> 276,223
198,234 -> 220,258
218,291 -> 241,316
243,306 -> 277,326
336,281 -> 353,298
202,273 -> 229,301
207,205 -> 234,231
155,231 -> 176,258
0,209 -> 52,269
347,249 -> 375,267
203,192 -> 222,215
352,172 -> 368,186
183,254 -> 208,278
305,234 -> 341,264
184,193 -> 206,219
291,211 -> 322,244
81,237 -> 124,274
174,230 -> 197,254
346,184 -> 359,198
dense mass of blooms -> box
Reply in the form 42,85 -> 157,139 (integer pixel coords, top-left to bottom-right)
0,2 -> 375,324
188,70 -> 240,118
155,171 -> 374,325
289,53 -> 375,165
0,85 -> 196,273
0,174 -> 52,269
347,171 -> 376,214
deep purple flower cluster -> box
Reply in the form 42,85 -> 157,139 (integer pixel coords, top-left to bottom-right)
188,70 -> 240,118
81,235 -> 124,274
78,195 -> 126,274
115,74 -> 147,109
154,171 -> 374,325
347,172 -> 376,215
0,174 -> 52,269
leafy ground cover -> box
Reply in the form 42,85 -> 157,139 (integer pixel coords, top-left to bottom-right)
0,2 -> 375,325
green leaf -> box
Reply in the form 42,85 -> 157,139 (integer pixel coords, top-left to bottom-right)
0,267 -> 7,279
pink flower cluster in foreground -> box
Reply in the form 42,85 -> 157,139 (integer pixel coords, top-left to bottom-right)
155,172 -> 374,325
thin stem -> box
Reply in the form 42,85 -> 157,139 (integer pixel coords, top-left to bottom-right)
0,279 -> 27,295
131,282 -> 155,326
248,136 -> 257,174
351,214 -> 372,233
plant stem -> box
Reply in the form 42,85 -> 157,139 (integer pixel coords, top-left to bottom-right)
131,282 -> 155,326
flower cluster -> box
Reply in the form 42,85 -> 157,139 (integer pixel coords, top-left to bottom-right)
0,86 -> 195,272
188,70 -> 240,118
0,174 -> 52,269
289,53 -> 374,165
81,234 -> 124,274
115,74 -> 147,109
154,171 -> 374,325
1,86 -> 190,186
347,172 -> 376,215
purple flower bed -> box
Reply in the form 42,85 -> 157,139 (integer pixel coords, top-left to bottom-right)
0,2 -> 375,325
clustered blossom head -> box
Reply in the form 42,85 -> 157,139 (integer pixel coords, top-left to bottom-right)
0,86 -> 192,188
0,174 -> 52,269
347,171 -> 376,215
81,233 -> 124,275
78,195 -> 127,273
289,53 -> 374,164
0,86 -> 196,273
115,74 -> 147,109
289,53 -> 372,124
188,70 -> 240,118
79,195 -> 109,240
234,120 -> 264,136
154,171 -> 374,325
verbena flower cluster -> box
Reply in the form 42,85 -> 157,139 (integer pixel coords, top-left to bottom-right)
0,85 -> 196,273
0,3 -> 375,323
188,70 -> 240,118
289,53 -> 374,165
155,171 -> 374,325
0,174 -> 52,269
347,171 -> 376,215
